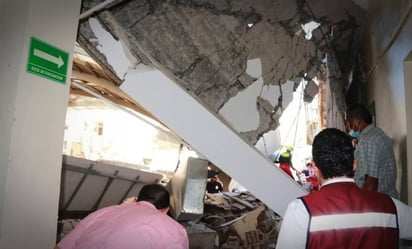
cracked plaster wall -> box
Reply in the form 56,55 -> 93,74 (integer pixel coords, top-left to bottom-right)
80,0 -> 366,145
219,58 -> 294,132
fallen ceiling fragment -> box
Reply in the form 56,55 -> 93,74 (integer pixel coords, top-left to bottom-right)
77,0 -> 366,144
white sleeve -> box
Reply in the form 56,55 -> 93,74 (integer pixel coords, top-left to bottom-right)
275,199 -> 308,249
392,198 -> 412,239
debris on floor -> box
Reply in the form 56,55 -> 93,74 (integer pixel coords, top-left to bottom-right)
185,191 -> 282,249
57,191 -> 282,249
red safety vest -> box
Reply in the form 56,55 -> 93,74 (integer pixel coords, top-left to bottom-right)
301,182 -> 399,249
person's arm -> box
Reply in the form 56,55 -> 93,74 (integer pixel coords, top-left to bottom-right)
362,137 -> 380,192
276,199 -> 308,249
56,222 -> 84,249
56,208 -> 106,249
363,174 -> 378,192
218,182 -> 223,192
392,198 -> 412,239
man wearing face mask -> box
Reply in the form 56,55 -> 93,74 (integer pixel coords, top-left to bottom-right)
344,119 -> 358,149
345,104 -> 399,199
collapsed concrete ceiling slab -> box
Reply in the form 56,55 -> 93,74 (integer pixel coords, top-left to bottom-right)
78,0 -> 366,144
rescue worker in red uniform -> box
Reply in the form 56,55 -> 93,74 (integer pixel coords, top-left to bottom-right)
277,146 -> 294,179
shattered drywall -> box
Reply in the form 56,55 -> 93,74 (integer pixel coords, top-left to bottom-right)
78,0 -> 366,145
218,58 -> 294,145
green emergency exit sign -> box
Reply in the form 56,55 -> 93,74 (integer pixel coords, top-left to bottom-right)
26,37 -> 69,84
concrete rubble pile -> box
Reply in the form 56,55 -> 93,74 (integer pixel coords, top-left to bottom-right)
57,191 -> 283,249
185,191 -> 282,249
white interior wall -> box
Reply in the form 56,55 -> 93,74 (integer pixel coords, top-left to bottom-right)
364,0 -> 412,203
404,52 -> 412,205
0,0 -> 26,234
0,1 -> 81,248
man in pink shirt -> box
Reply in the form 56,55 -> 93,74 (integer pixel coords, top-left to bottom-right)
55,184 -> 189,249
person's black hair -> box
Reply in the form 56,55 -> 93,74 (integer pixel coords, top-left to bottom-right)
346,103 -> 373,124
138,184 -> 170,210
312,128 -> 354,179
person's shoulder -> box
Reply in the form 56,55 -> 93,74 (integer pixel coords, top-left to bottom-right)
391,197 -> 412,211
154,215 -> 188,239
162,213 -> 184,225
366,126 -> 389,138
361,126 -> 389,143
84,204 -> 121,219
300,188 -> 323,203
146,209 -> 182,225
368,127 -> 394,147
287,197 -> 305,208
359,188 -> 394,206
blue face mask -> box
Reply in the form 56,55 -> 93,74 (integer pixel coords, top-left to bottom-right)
349,129 -> 360,139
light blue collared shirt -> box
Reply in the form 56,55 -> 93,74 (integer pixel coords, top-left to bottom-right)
354,125 -> 398,198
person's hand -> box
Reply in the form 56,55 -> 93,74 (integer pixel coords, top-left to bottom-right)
121,196 -> 137,205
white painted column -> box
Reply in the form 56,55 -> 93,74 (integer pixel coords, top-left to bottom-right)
0,1 -> 81,248
404,52 -> 412,205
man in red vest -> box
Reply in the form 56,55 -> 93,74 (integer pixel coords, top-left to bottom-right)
276,128 -> 412,249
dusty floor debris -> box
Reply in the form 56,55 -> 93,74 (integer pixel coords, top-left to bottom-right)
194,191 -> 282,249
58,191 -> 282,249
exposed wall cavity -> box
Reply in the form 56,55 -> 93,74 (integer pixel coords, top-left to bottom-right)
79,0 -> 366,145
